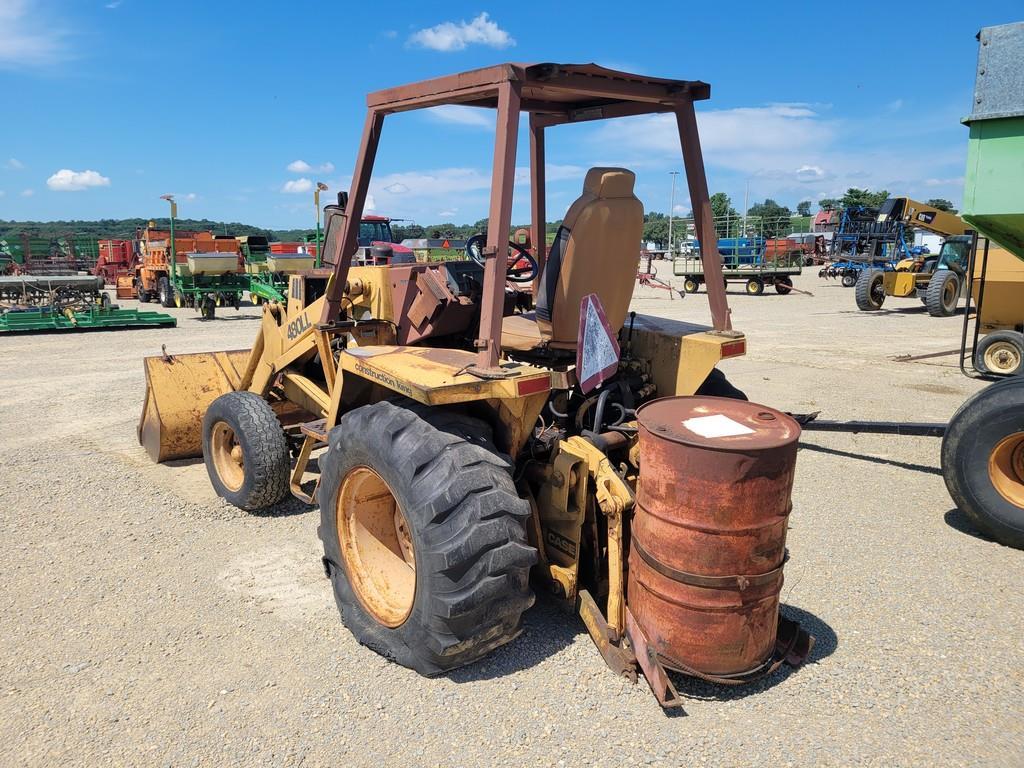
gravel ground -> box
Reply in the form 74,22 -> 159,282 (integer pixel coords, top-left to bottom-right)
1,271 -> 1021,767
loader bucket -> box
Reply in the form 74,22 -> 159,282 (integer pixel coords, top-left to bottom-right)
138,349 -> 251,462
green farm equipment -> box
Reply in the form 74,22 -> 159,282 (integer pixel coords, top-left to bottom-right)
0,274 -> 174,333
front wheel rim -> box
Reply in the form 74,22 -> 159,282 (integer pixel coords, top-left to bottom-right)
210,421 -> 245,492
337,466 -> 416,628
989,433 -> 1024,509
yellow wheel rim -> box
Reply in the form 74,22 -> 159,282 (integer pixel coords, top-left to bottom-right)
210,421 -> 245,492
983,342 -> 1021,375
989,433 -> 1024,509
943,278 -> 957,306
336,466 -> 416,627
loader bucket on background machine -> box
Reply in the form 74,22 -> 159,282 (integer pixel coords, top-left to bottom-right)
138,349 -> 251,462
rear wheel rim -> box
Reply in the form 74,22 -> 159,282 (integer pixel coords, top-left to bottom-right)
210,421 -> 245,492
871,276 -> 885,305
988,433 -> 1024,509
337,466 -> 416,628
984,342 -> 1022,374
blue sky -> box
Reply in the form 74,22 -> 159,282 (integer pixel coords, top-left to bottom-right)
1,0 -> 1019,229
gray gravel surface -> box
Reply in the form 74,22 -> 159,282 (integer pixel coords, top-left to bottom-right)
1,272 -> 1022,767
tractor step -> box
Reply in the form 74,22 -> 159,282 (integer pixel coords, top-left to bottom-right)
299,419 -> 328,443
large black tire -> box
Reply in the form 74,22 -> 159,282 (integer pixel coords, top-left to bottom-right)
157,276 -> 175,308
855,269 -> 885,310
975,331 -> 1024,376
774,275 -> 793,295
201,391 -> 290,511
925,270 -> 960,317
318,401 -> 536,676
942,377 -> 1024,549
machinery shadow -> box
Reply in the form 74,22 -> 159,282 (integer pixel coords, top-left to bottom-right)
190,315 -> 261,322
445,594 -> 582,683
798,441 -> 943,476
943,508 -> 997,543
668,604 -> 838,706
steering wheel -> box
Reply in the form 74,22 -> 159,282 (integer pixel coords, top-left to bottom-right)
465,234 -> 539,284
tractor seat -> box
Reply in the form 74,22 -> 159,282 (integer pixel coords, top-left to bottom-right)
500,167 -> 643,353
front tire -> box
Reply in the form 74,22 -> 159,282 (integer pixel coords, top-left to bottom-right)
855,269 -> 885,310
201,392 -> 290,511
319,401 -> 536,676
745,277 -> 764,295
683,277 -> 699,294
841,272 -> 857,288
942,377 -> 1024,549
925,270 -> 960,317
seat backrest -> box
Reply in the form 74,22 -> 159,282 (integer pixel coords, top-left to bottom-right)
535,168 -> 643,347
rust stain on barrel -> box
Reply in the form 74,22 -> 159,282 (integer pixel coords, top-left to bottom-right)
628,396 -> 801,677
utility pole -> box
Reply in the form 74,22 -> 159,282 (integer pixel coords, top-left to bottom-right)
743,179 -> 749,237
668,171 -> 679,255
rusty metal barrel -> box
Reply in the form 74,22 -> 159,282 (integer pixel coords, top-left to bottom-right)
628,396 -> 800,678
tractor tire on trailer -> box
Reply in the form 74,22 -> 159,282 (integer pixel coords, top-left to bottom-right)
855,270 -> 885,310
201,391 -> 290,511
774,275 -> 793,295
157,276 -> 175,308
745,277 -> 764,295
318,400 -> 536,676
925,270 -> 960,317
683,277 -> 700,294
841,272 -> 857,288
942,376 -> 1024,550
975,331 -> 1024,376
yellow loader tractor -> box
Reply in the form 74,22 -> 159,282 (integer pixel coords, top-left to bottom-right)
138,64 -> 811,706
854,198 -> 973,316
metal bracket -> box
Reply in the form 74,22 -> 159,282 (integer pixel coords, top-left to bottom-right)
625,608 -> 683,709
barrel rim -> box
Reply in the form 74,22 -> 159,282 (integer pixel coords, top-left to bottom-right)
636,395 -> 801,452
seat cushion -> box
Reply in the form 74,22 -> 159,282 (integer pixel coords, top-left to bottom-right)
501,312 -> 544,352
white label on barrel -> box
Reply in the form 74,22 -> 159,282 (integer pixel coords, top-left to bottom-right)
682,414 -> 754,438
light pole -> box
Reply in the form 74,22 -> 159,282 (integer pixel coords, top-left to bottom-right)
160,194 -> 177,285
668,171 -> 679,255
314,182 -> 328,267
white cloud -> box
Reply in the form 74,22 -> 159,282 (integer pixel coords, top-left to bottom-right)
795,165 -> 827,182
287,159 -> 334,174
365,194 -> 377,212
21,188 -> 34,197
0,190 -> 5,197
426,105 -> 493,128
408,12 -> 514,52
6,158 -> 24,170
281,178 -> 313,194
924,177 -> 963,187
384,182 -> 410,194
438,209 -> 458,218
0,0 -> 68,69
46,169 -> 111,191
105,0 -> 122,8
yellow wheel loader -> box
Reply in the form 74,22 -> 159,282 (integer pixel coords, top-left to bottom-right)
139,63 -> 812,706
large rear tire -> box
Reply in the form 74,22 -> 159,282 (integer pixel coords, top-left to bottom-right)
318,401 -> 536,676
202,392 -> 290,511
941,377 -> 1024,549
925,270 -> 960,317
855,270 -> 885,310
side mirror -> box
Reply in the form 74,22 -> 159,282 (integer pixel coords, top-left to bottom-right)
337,192 -> 349,211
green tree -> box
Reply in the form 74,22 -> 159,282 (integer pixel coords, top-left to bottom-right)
818,198 -> 840,211
840,187 -> 889,209
747,199 -> 793,238
796,201 -> 811,216
926,198 -> 957,213
641,211 -> 670,247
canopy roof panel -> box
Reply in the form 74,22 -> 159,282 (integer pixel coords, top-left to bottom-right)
367,63 -> 710,125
